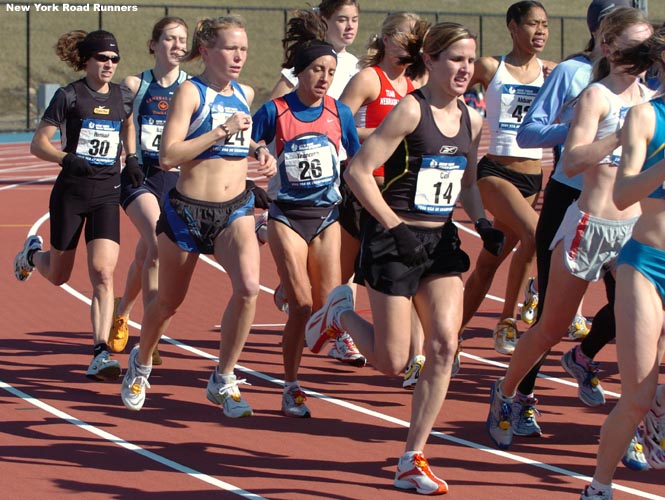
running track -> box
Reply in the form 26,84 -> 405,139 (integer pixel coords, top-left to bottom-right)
1,130 -> 663,500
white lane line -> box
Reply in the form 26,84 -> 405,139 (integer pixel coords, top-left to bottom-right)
11,213 -> 658,499
0,381 -> 267,499
0,176 -> 57,191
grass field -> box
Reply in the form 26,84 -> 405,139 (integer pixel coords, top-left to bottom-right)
0,0 -> 663,131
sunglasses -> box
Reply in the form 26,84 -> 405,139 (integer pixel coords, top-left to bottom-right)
92,53 -> 121,64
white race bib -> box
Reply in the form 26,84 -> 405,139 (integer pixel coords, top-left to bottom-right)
76,119 -> 121,166
499,84 -> 539,131
414,155 -> 466,215
140,116 -> 165,158
283,135 -> 335,189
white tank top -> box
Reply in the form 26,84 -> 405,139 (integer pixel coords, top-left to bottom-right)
485,56 -> 544,159
591,81 -> 651,166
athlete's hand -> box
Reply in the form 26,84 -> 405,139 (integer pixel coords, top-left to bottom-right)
224,112 -> 252,136
475,218 -> 505,256
60,153 -> 94,177
254,146 -> 277,178
389,223 -> 428,266
122,154 -> 144,188
246,179 -> 271,210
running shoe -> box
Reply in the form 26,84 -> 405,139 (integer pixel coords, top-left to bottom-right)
621,428 -> 649,471
13,234 -> 43,282
520,277 -> 538,325
561,346 -> 606,407
512,394 -> 542,437
255,211 -> 268,245
108,297 -> 129,353
393,452 -> 448,495
327,332 -> 366,367
120,345 -> 151,411
282,384 -> 311,418
273,283 -> 289,314
487,377 -> 513,449
305,285 -> 354,353
642,391 -> 665,469
567,314 -> 590,340
403,355 -> 426,390
86,350 -> 121,381
580,485 -> 613,499
451,339 -> 462,378
206,371 -> 253,418
493,318 -> 518,355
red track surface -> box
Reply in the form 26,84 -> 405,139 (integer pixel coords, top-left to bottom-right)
1,133 -> 663,500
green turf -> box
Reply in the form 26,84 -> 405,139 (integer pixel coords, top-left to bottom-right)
0,1 -> 662,131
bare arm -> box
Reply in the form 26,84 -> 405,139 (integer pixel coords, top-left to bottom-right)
344,95 -> 420,230
562,85 -> 618,177
121,74 -> 141,156
30,122 -> 65,165
338,68 -> 380,142
457,107 -> 487,222
614,103 -> 665,209
267,75 -> 295,101
467,56 -> 498,92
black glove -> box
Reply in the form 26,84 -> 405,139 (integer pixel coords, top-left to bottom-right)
121,154 -> 144,188
246,179 -> 271,210
60,153 -> 94,177
475,217 -> 505,256
389,223 -> 428,266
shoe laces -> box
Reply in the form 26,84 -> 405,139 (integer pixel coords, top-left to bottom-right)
129,375 -> 150,395
288,387 -> 307,405
497,319 -> 517,340
499,401 -> 512,430
339,333 -> 358,353
584,361 -> 601,387
519,396 -> 540,420
218,378 -> 251,402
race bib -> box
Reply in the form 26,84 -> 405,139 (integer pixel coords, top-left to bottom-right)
210,104 -> 251,156
140,115 -> 165,159
282,135 -> 335,189
76,119 -> 121,166
499,84 -> 539,131
414,155 -> 466,215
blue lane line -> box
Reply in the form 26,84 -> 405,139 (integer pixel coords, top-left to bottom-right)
0,131 -> 60,144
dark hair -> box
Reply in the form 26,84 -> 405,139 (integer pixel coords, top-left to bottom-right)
55,30 -> 118,71
616,25 -> 665,78
506,1 -> 546,26
149,16 -> 188,55
316,0 -> 359,19
183,15 -> 246,63
282,9 -> 329,72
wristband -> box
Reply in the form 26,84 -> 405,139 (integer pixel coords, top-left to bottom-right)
219,123 -> 230,137
254,145 -> 268,160
125,153 -> 138,162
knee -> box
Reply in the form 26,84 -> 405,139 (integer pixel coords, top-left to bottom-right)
374,353 -> 409,376
89,267 -> 114,289
425,334 -> 457,365
49,269 -> 72,286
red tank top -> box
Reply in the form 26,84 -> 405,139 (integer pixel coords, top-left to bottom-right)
359,66 -> 414,177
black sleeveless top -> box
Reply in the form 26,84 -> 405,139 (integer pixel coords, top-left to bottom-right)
382,89 -> 473,222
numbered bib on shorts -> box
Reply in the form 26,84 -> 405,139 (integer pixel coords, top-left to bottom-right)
499,84 -> 539,131
414,155 -> 466,215
210,103 -> 251,156
76,118 -> 121,166
282,135 -> 335,189
140,115 -> 165,160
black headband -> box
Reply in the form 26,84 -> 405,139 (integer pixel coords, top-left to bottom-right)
293,41 -> 337,74
79,30 -> 120,60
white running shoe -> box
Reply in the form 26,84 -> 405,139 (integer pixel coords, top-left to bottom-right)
493,318 -> 518,355
255,211 -> 268,245
206,371 -> 253,418
394,452 -> 448,495
305,285 -> 354,353
282,384 -> 311,418
487,377 -> 513,450
642,390 -> 665,469
403,355 -> 425,389
86,350 -> 121,381
273,283 -> 289,314
14,234 -> 43,281
327,332 -> 366,367
121,345 -> 151,411
520,277 -> 538,325
567,314 -> 590,340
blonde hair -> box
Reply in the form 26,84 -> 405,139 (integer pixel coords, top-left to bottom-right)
422,22 -> 476,60
360,12 -> 428,69
183,15 -> 246,62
